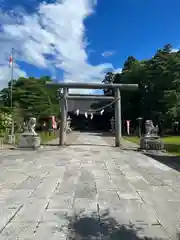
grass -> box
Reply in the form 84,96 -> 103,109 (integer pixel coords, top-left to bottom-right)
124,136 -> 140,144
38,131 -> 58,144
124,135 -> 180,155
162,136 -> 180,144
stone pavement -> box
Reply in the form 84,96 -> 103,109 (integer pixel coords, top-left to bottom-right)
0,132 -> 180,239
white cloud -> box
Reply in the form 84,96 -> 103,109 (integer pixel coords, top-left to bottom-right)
113,68 -> 122,73
171,48 -> 179,53
0,0 -> 115,92
0,65 -> 27,89
101,50 -> 115,57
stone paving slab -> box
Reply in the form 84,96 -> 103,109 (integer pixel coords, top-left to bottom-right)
0,132 -> 180,239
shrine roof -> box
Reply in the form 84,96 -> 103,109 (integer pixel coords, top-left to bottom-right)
68,99 -> 98,114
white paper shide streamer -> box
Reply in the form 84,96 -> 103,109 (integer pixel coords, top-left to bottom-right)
75,108 -> 105,118
85,112 -> 88,118
100,109 -> 104,115
76,109 -> 80,116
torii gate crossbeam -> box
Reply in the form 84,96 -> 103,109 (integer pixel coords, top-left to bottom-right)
46,82 -> 138,147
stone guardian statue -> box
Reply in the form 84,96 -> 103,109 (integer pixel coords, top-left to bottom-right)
18,117 -> 41,149
140,119 -> 164,151
27,117 -> 37,135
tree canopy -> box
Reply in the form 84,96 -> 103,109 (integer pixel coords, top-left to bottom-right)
0,76 -> 59,127
98,44 -> 180,127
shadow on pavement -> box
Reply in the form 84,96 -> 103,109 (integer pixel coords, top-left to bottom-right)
145,153 -> 180,173
63,209 -> 172,240
41,143 -> 112,147
67,143 -> 111,147
41,143 -> 59,146
78,130 -> 115,136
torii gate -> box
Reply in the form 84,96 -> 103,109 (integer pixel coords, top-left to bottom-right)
46,82 -> 138,146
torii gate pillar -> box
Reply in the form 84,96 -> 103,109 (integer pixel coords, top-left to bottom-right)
115,88 -> 121,146
59,87 -> 68,145
46,82 -> 138,147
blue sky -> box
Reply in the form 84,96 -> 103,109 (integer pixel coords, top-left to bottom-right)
87,0 -> 180,66
0,0 -> 179,92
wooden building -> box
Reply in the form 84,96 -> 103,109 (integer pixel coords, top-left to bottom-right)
67,99 -> 112,131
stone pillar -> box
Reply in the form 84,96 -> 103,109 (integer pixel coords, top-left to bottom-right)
115,88 -> 121,146
59,88 -> 68,145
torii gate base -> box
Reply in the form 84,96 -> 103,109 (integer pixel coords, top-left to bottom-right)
46,82 -> 138,147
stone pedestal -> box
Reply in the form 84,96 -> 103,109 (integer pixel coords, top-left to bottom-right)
18,132 -> 41,150
140,134 -> 164,151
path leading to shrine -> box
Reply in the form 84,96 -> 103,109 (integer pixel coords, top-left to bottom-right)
0,132 -> 180,239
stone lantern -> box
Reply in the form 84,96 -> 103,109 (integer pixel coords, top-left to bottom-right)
110,117 -> 115,133
67,116 -> 72,132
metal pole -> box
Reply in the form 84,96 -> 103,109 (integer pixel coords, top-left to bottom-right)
59,88 -> 68,145
8,48 -> 15,144
115,88 -> 121,146
11,48 -> 14,138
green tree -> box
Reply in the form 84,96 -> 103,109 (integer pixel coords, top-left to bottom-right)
0,76 -> 60,126
94,43 -> 180,129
